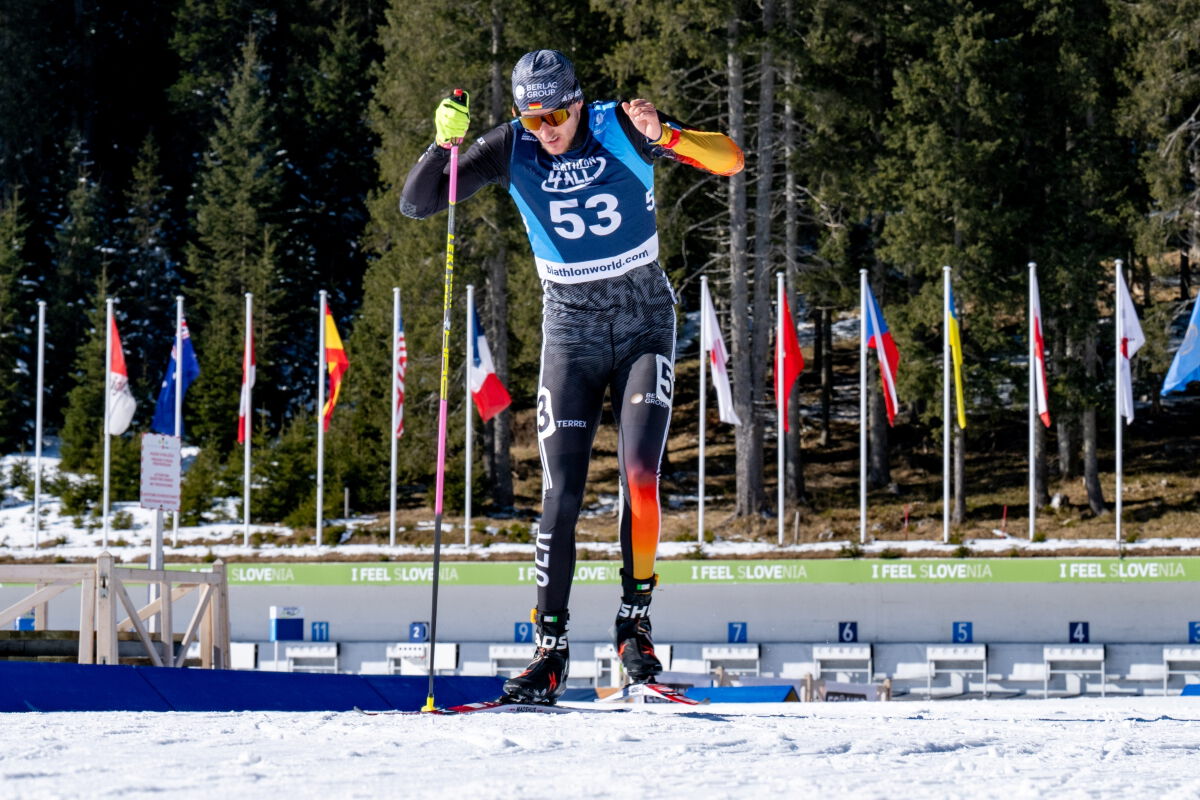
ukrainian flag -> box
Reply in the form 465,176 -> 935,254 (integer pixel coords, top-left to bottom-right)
948,284 -> 967,429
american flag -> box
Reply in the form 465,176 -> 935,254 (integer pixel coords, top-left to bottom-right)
395,308 -> 407,438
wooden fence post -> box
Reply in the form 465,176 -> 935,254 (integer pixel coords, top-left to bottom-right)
95,553 -> 118,665
213,561 -> 230,669
159,569 -> 173,667
78,574 -> 96,664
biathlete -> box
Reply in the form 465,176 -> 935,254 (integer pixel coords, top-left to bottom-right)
401,49 -> 743,704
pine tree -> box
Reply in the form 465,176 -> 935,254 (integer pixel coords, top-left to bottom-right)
116,135 -> 180,408
185,37 -> 284,455
46,149 -> 109,427
0,186 -> 29,452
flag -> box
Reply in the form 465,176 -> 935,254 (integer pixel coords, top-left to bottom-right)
1162,292 -> 1200,395
322,307 -> 349,431
774,291 -> 804,431
395,304 -> 408,438
106,316 -> 136,436
701,281 -> 740,425
238,331 -> 255,444
1030,268 -> 1051,427
948,283 -> 967,429
469,306 -> 511,423
864,283 -> 901,426
1116,268 -> 1145,422
151,319 -> 200,436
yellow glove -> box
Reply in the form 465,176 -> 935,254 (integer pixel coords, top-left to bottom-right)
434,90 -> 470,147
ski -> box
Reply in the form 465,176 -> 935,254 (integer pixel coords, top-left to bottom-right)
354,700 -> 625,716
596,683 -> 708,706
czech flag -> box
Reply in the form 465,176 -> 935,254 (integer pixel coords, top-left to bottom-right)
469,306 -> 511,423
865,283 -> 901,426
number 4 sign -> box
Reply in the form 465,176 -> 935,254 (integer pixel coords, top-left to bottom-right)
1069,621 -> 1090,643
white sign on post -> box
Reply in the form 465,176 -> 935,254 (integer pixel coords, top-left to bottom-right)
140,433 -> 181,512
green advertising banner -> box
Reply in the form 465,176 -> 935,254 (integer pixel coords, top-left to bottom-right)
212,558 -> 1199,587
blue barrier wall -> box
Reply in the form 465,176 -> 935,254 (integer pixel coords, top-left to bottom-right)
0,662 -> 504,713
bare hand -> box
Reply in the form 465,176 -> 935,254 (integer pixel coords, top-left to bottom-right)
622,98 -> 663,142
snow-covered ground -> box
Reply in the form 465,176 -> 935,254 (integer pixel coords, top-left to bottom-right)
2,698 -> 1198,799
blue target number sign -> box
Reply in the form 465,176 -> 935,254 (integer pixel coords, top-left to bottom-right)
408,622 -> 429,643
514,622 -> 534,643
952,622 -> 973,644
1189,622 -> 1200,645
1069,621 -> 1090,644
727,622 -> 748,644
838,622 -> 858,643
311,622 -> 330,642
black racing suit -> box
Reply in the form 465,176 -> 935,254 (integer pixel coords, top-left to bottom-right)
401,101 -> 741,613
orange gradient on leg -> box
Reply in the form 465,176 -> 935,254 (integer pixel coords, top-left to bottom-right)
627,471 -> 661,580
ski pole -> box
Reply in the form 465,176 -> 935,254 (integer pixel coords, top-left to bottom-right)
424,88 -> 467,713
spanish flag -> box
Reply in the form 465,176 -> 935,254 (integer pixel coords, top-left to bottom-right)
948,284 -> 967,429
323,307 -> 349,431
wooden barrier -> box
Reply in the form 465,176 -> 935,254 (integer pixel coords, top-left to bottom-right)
0,554 -> 229,669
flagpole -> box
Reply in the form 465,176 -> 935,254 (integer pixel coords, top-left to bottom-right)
1028,262 -> 1036,541
699,277 -> 708,547
103,298 -> 113,550
1115,259 -> 1124,546
390,287 -> 400,548
465,285 -> 474,548
859,269 -> 867,545
317,290 -> 327,545
943,266 -> 951,544
33,300 -> 45,548
776,272 -> 785,546
172,296 -> 183,548
243,292 -> 253,548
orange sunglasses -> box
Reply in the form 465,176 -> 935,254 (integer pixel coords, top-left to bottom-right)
513,106 -> 572,131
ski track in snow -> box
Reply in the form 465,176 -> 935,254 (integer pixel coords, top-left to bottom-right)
1,699 -> 1198,799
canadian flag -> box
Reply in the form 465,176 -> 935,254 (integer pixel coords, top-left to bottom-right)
1030,266 -> 1051,427
469,306 -> 511,423
107,316 -> 137,436
1116,267 -> 1145,423
701,280 -> 740,425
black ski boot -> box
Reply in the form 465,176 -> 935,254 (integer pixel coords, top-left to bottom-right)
614,572 -> 662,684
502,610 -> 569,705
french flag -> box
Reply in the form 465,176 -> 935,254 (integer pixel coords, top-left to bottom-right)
864,283 -> 901,426
470,306 -> 511,423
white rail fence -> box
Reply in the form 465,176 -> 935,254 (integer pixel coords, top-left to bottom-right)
0,553 -> 230,668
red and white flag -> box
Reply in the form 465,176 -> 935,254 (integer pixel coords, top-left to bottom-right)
774,291 -> 805,431
701,281 -> 740,425
1116,268 -> 1145,423
469,306 -> 511,423
107,316 -> 136,436
238,331 -> 255,444
1030,267 -> 1051,427
395,305 -> 408,438
864,283 -> 901,426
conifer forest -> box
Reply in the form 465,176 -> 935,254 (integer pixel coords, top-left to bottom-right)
1,1 -> 1198,536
